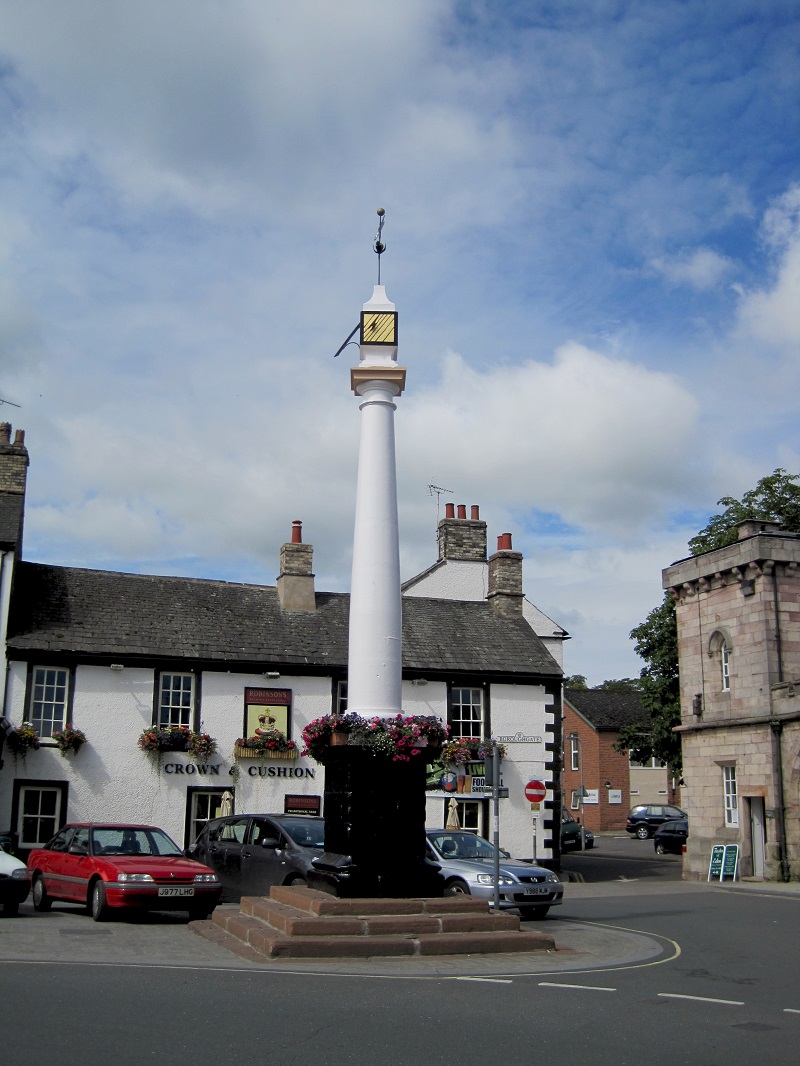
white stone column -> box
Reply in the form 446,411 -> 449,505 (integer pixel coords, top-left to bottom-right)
348,286 -> 406,717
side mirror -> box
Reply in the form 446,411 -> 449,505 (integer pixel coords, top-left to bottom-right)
259,837 -> 280,849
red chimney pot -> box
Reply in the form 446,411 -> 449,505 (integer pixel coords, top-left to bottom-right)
445,503 -> 455,519
291,520 -> 303,544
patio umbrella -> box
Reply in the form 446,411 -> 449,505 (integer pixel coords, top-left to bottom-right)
446,798 -> 461,829
219,790 -> 233,818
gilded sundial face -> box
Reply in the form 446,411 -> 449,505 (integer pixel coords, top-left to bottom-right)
360,311 -> 397,346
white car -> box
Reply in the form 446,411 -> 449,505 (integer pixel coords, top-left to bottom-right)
0,843 -> 31,917
425,830 -> 563,919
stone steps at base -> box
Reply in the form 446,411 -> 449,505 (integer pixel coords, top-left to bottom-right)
190,886 -> 557,960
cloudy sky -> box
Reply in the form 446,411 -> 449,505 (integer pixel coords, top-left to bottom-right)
2,2 -> 799,685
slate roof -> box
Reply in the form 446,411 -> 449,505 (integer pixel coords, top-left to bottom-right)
8,562 -> 562,679
0,494 -> 23,548
564,689 -> 645,732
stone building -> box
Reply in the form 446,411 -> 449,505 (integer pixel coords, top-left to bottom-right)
664,520 -> 800,881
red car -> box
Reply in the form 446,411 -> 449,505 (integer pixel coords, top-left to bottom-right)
27,823 -> 222,922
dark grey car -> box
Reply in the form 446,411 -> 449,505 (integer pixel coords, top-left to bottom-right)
187,814 -> 324,901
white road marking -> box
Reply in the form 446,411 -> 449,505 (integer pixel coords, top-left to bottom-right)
539,982 -> 616,992
658,993 -> 744,1006
784,1008 -> 800,1014
455,977 -> 513,984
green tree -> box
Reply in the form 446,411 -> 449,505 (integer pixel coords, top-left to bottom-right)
618,469 -> 800,777
594,678 -> 641,692
615,595 -> 681,775
688,469 -> 800,555
563,674 -> 589,690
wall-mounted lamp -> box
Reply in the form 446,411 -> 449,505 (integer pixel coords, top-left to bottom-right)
604,781 -> 612,789
109,664 -> 124,672
263,671 -> 281,679
410,678 -> 428,686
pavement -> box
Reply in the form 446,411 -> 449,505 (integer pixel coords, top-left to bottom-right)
2,876 -> 797,978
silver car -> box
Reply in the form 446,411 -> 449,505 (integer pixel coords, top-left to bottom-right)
425,830 -> 563,919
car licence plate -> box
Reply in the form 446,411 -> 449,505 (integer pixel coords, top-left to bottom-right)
523,886 -> 549,896
157,886 -> 194,897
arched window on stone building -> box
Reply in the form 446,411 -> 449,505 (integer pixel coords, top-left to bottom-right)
708,629 -> 732,693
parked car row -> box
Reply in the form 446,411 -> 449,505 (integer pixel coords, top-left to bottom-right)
6,815 -> 563,923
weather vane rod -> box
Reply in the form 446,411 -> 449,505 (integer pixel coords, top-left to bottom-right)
374,207 -> 386,284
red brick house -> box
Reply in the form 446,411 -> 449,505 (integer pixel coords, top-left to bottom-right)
563,689 -> 678,832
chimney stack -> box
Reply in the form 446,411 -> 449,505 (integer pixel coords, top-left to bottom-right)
437,503 -> 487,563
488,532 -> 524,618
0,423 -> 29,497
277,520 -> 316,611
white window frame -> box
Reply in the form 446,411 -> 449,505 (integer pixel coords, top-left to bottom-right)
187,788 -> 233,847
723,765 -> 738,827
157,672 -> 195,729
449,687 -> 484,738
570,735 -> 580,771
721,642 -> 731,691
570,789 -> 581,810
443,798 -> 483,835
336,681 -> 348,716
30,666 -> 69,738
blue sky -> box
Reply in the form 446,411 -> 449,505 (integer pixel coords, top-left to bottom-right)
1,1 -> 799,684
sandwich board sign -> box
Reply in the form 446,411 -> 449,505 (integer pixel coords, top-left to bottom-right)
708,843 -> 739,882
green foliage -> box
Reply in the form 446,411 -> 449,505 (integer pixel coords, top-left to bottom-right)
688,469 -> 800,555
563,674 -> 589,690
594,678 -> 642,692
615,594 -> 682,776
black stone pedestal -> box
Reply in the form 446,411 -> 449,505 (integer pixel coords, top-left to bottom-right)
309,745 -> 444,898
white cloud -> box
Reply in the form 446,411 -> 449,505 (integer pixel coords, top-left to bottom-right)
735,184 -> 800,352
649,247 -> 735,290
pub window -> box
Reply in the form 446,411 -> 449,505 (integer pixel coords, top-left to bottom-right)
721,642 -> 731,691
336,681 -> 348,716
442,798 -> 485,835
449,687 -> 485,738
157,672 -> 196,729
186,788 -> 234,848
12,781 -> 69,850
29,666 -> 71,739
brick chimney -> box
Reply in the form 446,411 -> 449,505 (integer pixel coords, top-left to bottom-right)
488,532 -> 524,617
0,424 -> 29,554
277,520 -> 316,611
437,503 -> 487,562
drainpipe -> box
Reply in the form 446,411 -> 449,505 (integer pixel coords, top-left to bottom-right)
769,566 -> 790,880
770,719 -> 791,882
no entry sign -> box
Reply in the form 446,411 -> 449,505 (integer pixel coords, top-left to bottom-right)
524,780 -> 547,803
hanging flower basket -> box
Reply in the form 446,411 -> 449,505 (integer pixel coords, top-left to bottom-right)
7,722 -> 40,758
138,725 -> 217,758
52,724 -> 87,758
301,713 -> 448,764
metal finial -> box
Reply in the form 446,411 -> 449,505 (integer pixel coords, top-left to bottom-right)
374,208 -> 386,283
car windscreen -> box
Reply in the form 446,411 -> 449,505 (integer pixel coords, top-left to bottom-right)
429,832 -> 495,860
90,827 -> 184,857
279,818 -> 325,849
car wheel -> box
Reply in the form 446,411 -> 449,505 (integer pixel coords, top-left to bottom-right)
636,825 -> 650,839
91,880 -> 111,922
3,899 -> 20,917
520,905 -> 550,919
32,874 -> 52,912
285,875 -> 307,886
655,843 -> 667,855
445,879 -> 471,896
